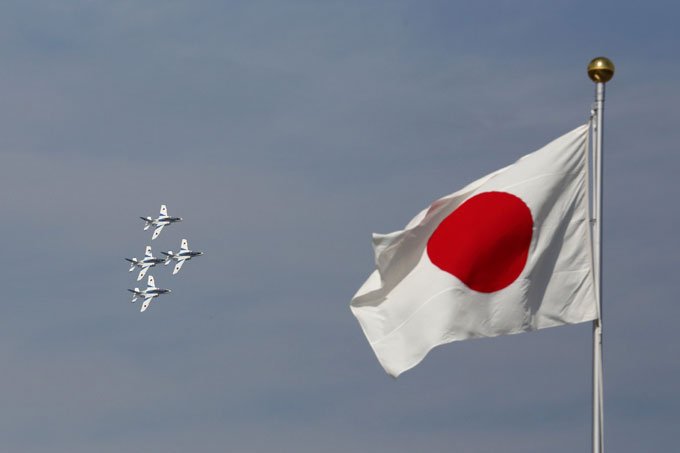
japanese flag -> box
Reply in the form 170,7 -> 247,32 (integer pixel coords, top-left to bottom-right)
350,125 -> 597,377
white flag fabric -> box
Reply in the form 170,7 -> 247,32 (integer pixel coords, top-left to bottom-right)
350,125 -> 598,377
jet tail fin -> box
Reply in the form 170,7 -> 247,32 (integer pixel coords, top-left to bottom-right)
141,217 -> 152,230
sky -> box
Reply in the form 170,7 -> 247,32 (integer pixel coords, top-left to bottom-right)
1,1 -> 678,452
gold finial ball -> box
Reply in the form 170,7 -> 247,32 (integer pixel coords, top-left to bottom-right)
588,57 -> 615,83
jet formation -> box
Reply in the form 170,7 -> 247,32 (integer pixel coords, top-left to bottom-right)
126,204 -> 203,312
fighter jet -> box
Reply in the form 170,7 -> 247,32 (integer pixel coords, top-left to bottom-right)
140,204 -> 182,240
125,246 -> 165,281
127,275 -> 171,312
162,239 -> 204,275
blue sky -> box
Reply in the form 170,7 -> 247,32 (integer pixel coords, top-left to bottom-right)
1,1 -> 678,452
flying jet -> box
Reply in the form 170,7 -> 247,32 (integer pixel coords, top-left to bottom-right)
162,239 -> 204,275
140,204 -> 182,240
125,246 -> 165,281
127,275 -> 171,312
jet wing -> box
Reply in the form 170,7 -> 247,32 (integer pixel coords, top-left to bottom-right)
140,296 -> 153,312
144,246 -> 153,257
147,275 -> 156,288
152,225 -> 165,240
137,266 -> 149,281
160,204 -> 168,216
141,217 -> 152,230
172,259 -> 186,275
180,239 -> 188,251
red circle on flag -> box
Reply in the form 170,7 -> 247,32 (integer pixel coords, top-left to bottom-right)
426,191 -> 533,293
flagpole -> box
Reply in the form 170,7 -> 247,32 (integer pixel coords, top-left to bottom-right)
587,56 -> 614,453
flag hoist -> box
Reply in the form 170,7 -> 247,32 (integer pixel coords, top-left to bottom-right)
588,56 -> 615,453
350,58 -> 614,453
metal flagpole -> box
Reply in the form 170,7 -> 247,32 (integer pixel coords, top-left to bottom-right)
587,56 -> 615,453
